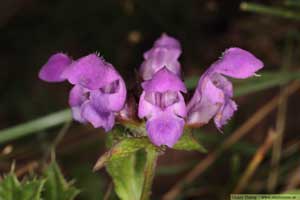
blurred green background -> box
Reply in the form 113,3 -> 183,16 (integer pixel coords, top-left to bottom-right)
1,0 -> 300,199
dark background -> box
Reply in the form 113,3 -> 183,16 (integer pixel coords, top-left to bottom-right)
0,0 -> 300,199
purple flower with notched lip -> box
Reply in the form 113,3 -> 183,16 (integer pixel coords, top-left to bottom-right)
39,35 -> 264,147
39,53 -> 126,131
138,68 -> 187,147
140,34 -> 182,80
187,47 -> 264,130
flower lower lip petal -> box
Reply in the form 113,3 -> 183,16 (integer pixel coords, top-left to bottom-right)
146,113 -> 185,147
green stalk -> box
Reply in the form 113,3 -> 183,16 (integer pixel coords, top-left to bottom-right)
0,109 -> 71,144
140,147 -> 159,200
240,2 -> 300,20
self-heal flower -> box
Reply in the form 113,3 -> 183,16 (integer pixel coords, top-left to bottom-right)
140,34 -> 182,80
138,68 -> 187,147
187,47 -> 263,130
39,53 -> 126,131
39,35 -> 264,149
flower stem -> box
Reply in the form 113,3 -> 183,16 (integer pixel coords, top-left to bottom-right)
240,2 -> 300,20
0,109 -> 71,144
140,147 -> 159,200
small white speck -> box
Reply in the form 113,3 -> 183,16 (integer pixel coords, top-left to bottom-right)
254,73 -> 261,77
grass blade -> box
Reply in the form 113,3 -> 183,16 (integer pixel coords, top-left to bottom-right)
0,109 -> 71,144
240,2 -> 300,20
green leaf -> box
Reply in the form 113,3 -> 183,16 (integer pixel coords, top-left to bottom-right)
69,164 -> 105,200
0,161 -> 80,200
0,173 -> 45,200
173,128 -> 207,152
94,137 -> 150,171
110,137 -> 150,159
43,161 -> 80,200
106,150 -> 146,200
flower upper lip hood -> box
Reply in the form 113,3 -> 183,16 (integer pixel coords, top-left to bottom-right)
140,34 -> 182,80
187,47 -> 264,129
153,33 -> 181,49
38,53 -> 72,82
39,52 -> 127,131
141,68 -> 186,93
61,54 -> 120,90
210,47 -> 264,78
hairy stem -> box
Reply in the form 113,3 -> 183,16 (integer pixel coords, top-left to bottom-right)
140,147 -> 159,200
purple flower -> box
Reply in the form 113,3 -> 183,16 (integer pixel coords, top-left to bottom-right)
140,34 -> 182,80
39,53 -> 127,131
187,47 -> 264,130
138,68 -> 187,147
39,35 -> 264,148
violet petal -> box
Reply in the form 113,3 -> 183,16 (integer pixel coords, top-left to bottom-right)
212,47 -> 263,79
153,33 -> 181,49
81,101 -> 115,131
140,48 -> 181,80
89,79 -> 126,112
165,92 -> 187,118
214,99 -> 237,130
68,85 -> 89,123
68,85 -> 88,107
187,78 -> 224,126
146,113 -> 185,147
71,106 -> 87,123
39,53 -> 72,82
142,68 -> 186,93
62,54 -> 119,90
140,34 -> 182,80
138,91 -> 162,119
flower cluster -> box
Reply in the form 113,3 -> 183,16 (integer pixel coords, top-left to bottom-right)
39,34 -> 263,147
